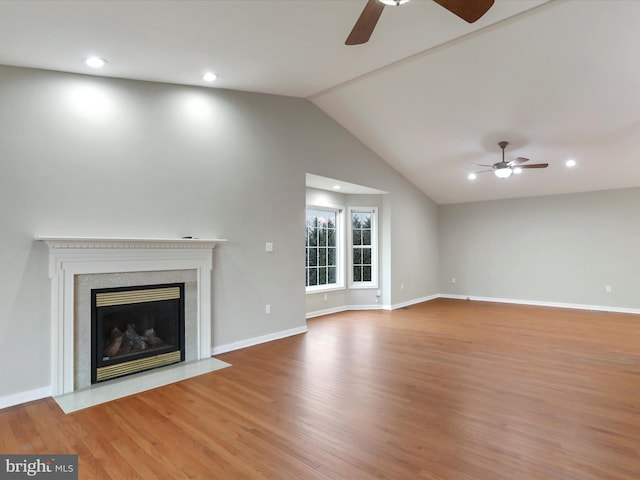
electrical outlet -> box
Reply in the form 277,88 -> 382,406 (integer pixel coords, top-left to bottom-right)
605,285 -> 612,293
400,283 -> 404,290
451,277 -> 456,284
265,304 -> 271,314
323,293 -> 328,301
265,242 -> 273,252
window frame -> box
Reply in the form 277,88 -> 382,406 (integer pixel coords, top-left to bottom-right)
348,206 -> 378,289
305,204 -> 345,294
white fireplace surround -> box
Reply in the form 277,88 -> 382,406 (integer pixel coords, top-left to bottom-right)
37,236 -> 226,396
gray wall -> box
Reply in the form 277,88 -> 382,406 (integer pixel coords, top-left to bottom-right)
0,65 -> 440,400
387,185 -> 440,306
439,188 -> 640,309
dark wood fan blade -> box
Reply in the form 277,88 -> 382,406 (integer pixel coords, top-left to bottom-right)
346,0 -> 385,45
520,163 -> 549,169
508,157 -> 529,166
433,0 -> 495,23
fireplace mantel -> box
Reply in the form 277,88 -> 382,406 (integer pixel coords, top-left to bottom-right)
37,236 -> 227,396
37,236 -> 226,248
37,235 -> 226,250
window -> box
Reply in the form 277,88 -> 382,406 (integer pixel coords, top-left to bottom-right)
305,207 -> 343,292
350,207 -> 378,288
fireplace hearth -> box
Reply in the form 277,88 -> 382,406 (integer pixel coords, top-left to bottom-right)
92,283 -> 185,383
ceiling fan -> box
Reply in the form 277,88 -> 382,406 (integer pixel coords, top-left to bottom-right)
346,0 -> 495,45
469,141 -> 549,179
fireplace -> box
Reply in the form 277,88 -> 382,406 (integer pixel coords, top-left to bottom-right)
38,236 -> 225,396
92,283 -> 186,383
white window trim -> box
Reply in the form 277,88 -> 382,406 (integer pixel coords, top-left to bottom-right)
305,204 -> 345,294
348,206 -> 378,289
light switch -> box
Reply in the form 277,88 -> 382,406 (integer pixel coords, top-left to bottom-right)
265,242 -> 274,252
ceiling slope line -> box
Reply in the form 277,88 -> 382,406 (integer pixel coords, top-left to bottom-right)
306,0 -> 557,101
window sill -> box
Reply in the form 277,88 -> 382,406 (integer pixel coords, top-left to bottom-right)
306,285 -> 345,295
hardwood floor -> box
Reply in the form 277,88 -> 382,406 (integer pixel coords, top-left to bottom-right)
2,298 -> 640,479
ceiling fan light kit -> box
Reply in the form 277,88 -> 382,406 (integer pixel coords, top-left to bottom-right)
494,167 -> 512,179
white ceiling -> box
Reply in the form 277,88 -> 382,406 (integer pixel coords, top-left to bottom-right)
1,0 -> 639,204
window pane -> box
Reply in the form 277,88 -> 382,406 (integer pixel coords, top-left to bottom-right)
319,228 -> 326,246
353,248 -> 362,264
363,229 -> 371,245
319,267 -> 327,285
328,267 -> 336,284
319,248 -> 327,266
353,230 -> 362,246
305,211 -> 314,227
363,248 -> 371,265
354,266 -> 362,282
308,228 -> 317,247
363,266 -> 372,282
328,247 -> 336,265
309,268 -> 318,286
328,228 -> 335,245
352,213 -> 362,229
309,248 -> 317,267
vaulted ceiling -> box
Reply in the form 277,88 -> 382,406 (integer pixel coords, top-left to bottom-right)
1,0 -> 639,204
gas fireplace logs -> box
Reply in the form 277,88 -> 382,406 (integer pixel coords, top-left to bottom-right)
103,324 -> 165,359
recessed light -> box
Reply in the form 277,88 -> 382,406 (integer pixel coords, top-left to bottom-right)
84,57 -> 107,68
202,72 -> 218,82
566,159 -> 577,167
467,173 -> 477,180
333,185 -> 341,190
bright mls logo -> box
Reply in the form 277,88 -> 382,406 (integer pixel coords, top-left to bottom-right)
0,455 -> 77,479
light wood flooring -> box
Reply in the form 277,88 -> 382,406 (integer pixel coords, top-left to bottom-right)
2,298 -> 640,479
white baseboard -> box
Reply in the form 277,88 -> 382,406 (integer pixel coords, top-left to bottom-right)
308,293 -> 640,318
306,304 -> 384,319
386,294 -> 440,311
306,306 -> 348,318
211,325 -> 309,355
0,385 -> 51,410
439,293 -> 640,315
306,295 -> 443,317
